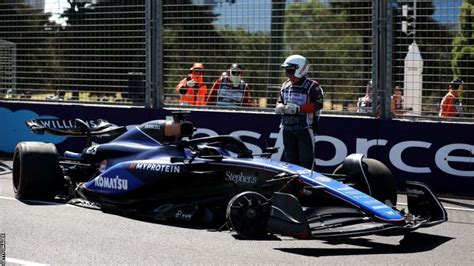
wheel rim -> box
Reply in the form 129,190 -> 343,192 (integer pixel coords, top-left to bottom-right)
227,192 -> 271,239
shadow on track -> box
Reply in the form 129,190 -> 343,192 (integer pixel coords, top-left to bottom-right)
439,198 -> 474,209
276,232 -> 453,256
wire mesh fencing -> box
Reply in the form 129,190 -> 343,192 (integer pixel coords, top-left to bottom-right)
0,0 -> 146,104
0,0 -> 472,120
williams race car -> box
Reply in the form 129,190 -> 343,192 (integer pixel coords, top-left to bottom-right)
13,113 -> 447,239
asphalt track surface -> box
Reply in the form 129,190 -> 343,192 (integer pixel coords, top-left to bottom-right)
1,160 -> 473,265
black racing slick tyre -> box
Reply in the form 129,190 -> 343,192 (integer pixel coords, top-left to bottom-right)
12,142 -> 63,200
226,191 -> 271,239
333,158 -> 397,206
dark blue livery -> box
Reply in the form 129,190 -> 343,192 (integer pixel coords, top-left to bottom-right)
12,112 -> 447,239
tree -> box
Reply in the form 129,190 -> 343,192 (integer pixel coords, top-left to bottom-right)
59,0 -> 146,101
162,0 -> 222,103
0,2 -> 59,95
394,1 -> 456,115
284,1 -> 365,108
451,0 -> 473,115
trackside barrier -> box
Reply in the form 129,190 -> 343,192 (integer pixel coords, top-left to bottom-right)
0,101 -> 473,197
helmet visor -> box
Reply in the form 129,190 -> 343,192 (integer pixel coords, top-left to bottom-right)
285,68 -> 296,77
230,69 -> 242,76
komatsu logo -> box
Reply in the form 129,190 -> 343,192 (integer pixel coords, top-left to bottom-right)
94,175 -> 128,190
225,171 -> 257,184
131,163 -> 181,173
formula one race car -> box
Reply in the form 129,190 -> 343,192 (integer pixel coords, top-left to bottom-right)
12,112 -> 448,239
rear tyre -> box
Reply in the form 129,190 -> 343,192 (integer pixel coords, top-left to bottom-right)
226,191 -> 271,239
13,142 -> 63,200
333,158 -> 397,206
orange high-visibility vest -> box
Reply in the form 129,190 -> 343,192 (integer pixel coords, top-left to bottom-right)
176,77 -> 207,106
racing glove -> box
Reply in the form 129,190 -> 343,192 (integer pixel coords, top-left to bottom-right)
285,103 -> 300,114
275,103 -> 300,115
186,79 -> 196,87
275,103 -> 286,115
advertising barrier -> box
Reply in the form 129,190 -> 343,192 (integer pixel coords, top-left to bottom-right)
1,101 -> 473,197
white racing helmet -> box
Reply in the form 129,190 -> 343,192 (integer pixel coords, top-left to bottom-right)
281,55 -> 309,78
228,63 -> 242,85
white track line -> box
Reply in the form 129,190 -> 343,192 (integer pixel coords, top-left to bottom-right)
6,257 -> 49,266
0,196 -> 69,206
0,196 -> 15,201
397,202 -> 474,212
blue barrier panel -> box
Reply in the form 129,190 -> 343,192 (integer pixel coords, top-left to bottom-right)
1,102 -> 473,197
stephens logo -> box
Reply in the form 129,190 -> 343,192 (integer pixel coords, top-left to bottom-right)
130,163 -> 181,173
94,175 -> 128,190
225,171 -> 257,184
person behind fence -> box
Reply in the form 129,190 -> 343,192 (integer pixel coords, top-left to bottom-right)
391,85 -> 404,116
176,63 -> 208,106
357,80 -> 381,116
275,55 -> 324,170
357,80 -> 373,112
439,79 -> 464,117
206,63 -> 254,107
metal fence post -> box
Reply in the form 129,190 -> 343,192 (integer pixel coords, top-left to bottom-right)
385,0 -> 394,119
372,0 -> 379,117
155,1 -> 163,109
145,0 -> 152,108
373,0 -> 391,119
146,0 -> 163,108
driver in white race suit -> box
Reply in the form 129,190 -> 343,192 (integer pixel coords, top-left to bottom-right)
275,55 -> 324,169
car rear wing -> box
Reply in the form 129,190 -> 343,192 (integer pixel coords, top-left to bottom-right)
26,118 -> 127,145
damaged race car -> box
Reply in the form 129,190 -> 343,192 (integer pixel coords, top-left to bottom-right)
12,112 -> 447,239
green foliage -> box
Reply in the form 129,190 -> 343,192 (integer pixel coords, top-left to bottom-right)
451,0 -> 473,115
284,1 -> 365,104
0,2 -> 59,94
216,28 -> 271,99
59,0 -> 146,100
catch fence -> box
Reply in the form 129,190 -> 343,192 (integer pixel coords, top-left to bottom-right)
0,0 -> 472,120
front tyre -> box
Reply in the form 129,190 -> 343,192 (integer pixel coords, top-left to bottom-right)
226,191 -> 271,239
13,142 -> 63,200
334,157 -> 397,206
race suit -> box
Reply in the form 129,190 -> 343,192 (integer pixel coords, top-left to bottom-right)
277,77 -> 324,169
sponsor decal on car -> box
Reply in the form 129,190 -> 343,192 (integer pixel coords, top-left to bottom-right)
85,145 -> 98,155
337,187 -> 352,191
372,205 -> 390,210
130,163 -> 181,173
225,171 -> 257,184
143,124 -> 163,130
314,175 -> 332,183
38,119 -> 99,129
94,175 -> 128,190
406,188 -> 425,197
175,210 -> 193,221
